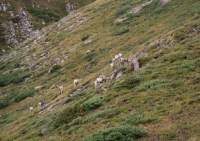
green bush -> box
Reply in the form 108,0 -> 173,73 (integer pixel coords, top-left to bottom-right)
0,98 -> 9,109
0,70 -> 30,87
54,104 -> 82,128
113,75 -> 141,90
82,96 -> 104,112
83,126 -> 147,141
12,88 -> 35,103
0,88 -> 35,109
49,65 -> 62,73
28,7 -> 60,22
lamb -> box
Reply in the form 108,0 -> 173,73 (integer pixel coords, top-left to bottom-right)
128,57 -> 140,71
56,85 -> 64,95
74,79 -> 81,88
94,75 -> 107,91
111,53 -> 128,70
38,101 -> 46,110
29,106 -> 34,112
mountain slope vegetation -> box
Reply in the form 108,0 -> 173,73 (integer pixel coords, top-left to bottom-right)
0,0 -> 200,140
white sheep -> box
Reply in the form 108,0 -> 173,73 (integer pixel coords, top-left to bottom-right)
29,106 -> 34,112
94,75 -> 107,90
74,79 -> 81,88
86,50 -> 91,54
56,85 -> 64,94
110,62 -> 114,68
128,57 -> 140,71
38,101 -> 46,110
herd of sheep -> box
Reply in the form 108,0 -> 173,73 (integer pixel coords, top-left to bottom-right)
29,53 -> 140,112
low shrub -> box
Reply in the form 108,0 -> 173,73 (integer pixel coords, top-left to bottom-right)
0,98 -> 9,109
83,126 -> 147,141
49,65 -> 62,73
12,88 -> 35,102
113,75 -> 142,90
28,7 -> 60,22
0,70 -> 30,87
54,104 -> 82,128
82,96 -> 104,112
0,88 -> 35,109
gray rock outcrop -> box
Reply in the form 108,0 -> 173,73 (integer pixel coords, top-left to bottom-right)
1,8 -> 34,47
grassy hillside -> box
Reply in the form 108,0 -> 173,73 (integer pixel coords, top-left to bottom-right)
0,0 -> 200,140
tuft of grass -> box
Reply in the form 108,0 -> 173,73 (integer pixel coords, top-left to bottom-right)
125,113 -> 157,125
83,125 -> 147,141
69,108 -> 120,127
113,75 -> 142,90
115,0 -> 132,17
136,79 -> 170,91
49,65 -> 62,73
113,26 -> 129,36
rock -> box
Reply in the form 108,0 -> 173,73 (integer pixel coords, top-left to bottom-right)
65,2 -> 76,13
84,39 -> 93,45
34,86 -> 44,91
114,17 -> 128,24
116,71 -> 123,80
0,2 -> 9,12
40,127 -> 48,136
2,21 -> 18,46
1,8 -> 34,47
160,0 -> 170,6
129,0 -> 153,15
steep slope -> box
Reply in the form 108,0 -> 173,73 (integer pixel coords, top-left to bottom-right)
0,0 -> 95,51
0,0 -> 200,141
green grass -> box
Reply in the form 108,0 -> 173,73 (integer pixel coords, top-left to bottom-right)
0,0 -> 200,140
125,113 -> 157,125
83,126 -> 147,141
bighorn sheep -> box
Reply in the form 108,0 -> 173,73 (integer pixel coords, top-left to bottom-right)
56,85 -> 64,95
128,57 -> 140,71
38,101 -> 46,110
74,79 -> 81,88
94,75 -> 108,91
29,106 -> 34,112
